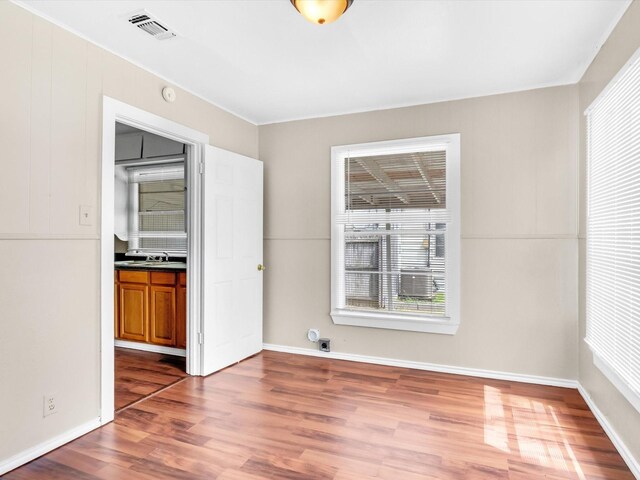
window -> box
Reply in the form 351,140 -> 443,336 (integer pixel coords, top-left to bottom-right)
586,47 -> 640,414
128,163 -> 187,255
331,135 -> 460,334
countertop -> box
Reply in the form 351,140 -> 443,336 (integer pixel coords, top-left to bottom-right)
114,260 -> 187,271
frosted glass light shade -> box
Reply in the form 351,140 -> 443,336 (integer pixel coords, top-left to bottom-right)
290,0 -> 354,25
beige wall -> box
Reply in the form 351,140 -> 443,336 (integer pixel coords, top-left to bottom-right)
259,85 -> 579,379
0,1 -> 257,464
578,0 -> 640,465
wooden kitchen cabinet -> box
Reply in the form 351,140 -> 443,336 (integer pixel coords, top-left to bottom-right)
119,283 -> 149,342
149,285 -> 176,346
115,269 -> 186,349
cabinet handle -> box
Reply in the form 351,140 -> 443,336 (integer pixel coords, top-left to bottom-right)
257,264 -> 266,271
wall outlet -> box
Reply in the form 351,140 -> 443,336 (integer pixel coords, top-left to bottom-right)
43,394 -> 57,417
319,338 -> 331,352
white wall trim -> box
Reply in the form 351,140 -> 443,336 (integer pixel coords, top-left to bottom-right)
574,0 -> 633,86
578,385 -> 640,479
0,234 -> 100,240
461,234 -> 579,240
0,418 -> 101,476
115,339 -> 186,358
264,234 -> 580,242
262,343 -> 578,389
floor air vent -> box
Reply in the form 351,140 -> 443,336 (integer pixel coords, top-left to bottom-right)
128,11 -> 176,40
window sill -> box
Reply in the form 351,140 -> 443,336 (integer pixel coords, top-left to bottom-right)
330,309 -> 459,334
588,341 -> 640,415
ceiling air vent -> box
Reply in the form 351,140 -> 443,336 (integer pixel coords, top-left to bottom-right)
128,11 -> 176,40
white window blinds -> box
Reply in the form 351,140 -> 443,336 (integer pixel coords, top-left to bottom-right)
128,163 -> 187,254
586,47 -> 640,413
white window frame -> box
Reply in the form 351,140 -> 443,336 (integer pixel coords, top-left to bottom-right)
330,134 -> 461,334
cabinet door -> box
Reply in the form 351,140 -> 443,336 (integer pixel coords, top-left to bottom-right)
176,284 -> 187,349
119,283 -> 148,342
149,285 -> 176,346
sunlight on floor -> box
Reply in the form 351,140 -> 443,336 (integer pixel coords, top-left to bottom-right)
483,385 -> 510,453
483,385 -> 586,478
549,405 -> 587,480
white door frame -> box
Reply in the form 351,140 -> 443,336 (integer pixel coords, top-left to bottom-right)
100,96 -> 208,424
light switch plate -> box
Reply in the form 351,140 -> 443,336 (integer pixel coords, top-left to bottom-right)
79,205 -> 93,226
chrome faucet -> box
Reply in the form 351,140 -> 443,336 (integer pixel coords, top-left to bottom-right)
143,252 -> 169,262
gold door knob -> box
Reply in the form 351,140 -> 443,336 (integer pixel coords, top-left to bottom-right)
257,264 -> 266,271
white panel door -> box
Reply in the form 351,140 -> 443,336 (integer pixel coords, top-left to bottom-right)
201,145 -> 263,376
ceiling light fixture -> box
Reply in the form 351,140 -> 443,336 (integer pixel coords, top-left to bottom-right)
290,0 -> 354,25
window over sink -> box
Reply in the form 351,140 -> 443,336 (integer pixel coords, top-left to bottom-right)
126,163 -> 187,256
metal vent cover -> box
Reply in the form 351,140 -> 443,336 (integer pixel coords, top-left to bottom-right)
128,10 -> 176,40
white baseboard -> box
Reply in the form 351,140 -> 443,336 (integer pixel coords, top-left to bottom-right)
578,385 -> 640,479
0,418 -> 101,476
262,343 -> 578,388
115,339 -> 186,357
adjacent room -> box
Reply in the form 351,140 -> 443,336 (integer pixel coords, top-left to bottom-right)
113,123 -> 189,410
1,0 -> 639,478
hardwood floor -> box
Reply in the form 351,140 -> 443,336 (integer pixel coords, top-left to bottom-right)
6,351 -> 633,479
114,347 -> 187,411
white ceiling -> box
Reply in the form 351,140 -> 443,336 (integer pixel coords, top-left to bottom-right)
17,0 -> 630,125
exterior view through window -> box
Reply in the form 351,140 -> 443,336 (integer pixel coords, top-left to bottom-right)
343,151 -> 447,315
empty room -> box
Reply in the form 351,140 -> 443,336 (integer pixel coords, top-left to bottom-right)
1,0 -> 640,478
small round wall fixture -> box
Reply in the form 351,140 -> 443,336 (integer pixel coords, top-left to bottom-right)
307,328 -> 321,342
162,86 -> 176,103
290,0 -> 354,25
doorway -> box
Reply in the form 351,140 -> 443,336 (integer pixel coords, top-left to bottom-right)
100,97 -> 264,425
113,122 -> 190,410
100,97 -> 209,424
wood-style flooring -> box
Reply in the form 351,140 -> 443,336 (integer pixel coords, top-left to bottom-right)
5,351 -> 633,479
114,347 -> 187,411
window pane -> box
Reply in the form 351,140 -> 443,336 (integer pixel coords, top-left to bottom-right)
345,150 -> 446,211
137,177 -> 186,253
342,149 -> 448,317
344,227 -> 446,316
